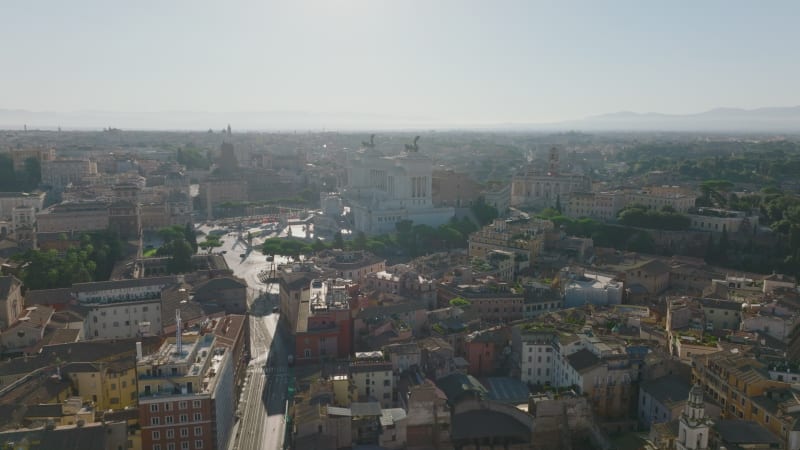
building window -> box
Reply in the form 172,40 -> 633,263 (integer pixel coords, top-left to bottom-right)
194,413 -> 202,421
166,430 -> 174,439
167,445 -> 175,450
150,404 -> 158,412
194,427 -> 202,437
164,402 -> 171,411
195,440 -> 203,449
165,416 -> 173,424
182,443 -> 189,450
151,417 -> 160,425
152,431 -> 160,440
192,400 -> 201,409
181,428 -> 189,437
179,401 -> 187,409
180,414 -> 188,423
153,445 -> 161,450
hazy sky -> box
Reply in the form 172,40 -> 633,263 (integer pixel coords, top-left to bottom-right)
2,0 -> 799,125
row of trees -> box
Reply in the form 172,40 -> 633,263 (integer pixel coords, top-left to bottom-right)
617,204 -> 691,230
262,237 -> 327,260
261,216 -> 484,260
539,209 -> 658,254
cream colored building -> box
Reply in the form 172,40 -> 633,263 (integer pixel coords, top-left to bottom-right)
0,275 -> 24,330
4,147 -> 54,171
688,208 -> 758,234
565,191 -> 627,221
85,299 -> 162,340
64,361 -> 139,410
468,218 -> 552,262
36,201 -> 109,233
0,191 -> 46,219
350,352 -> 395,409
12,205 -> 36,232
41,159 -> 97,189
625,186 -> 696,213
510,148 -> 591,208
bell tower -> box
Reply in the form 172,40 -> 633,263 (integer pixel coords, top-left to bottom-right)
548,147 -> 560,175
676,383 -> 710,450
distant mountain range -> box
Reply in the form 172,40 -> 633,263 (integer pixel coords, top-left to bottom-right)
1,106 -> 799,132
553,106 -> 800,132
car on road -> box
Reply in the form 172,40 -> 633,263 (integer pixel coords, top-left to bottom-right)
239,253 -> 246,258
222,250 -> 227,254
272,306 -> 279,313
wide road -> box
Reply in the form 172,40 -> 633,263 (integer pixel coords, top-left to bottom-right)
201,220 -> 299,450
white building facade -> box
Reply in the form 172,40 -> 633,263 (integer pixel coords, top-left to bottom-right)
85,299 -> 162,339
343,145 -> 454,235
521,331 -> 557,386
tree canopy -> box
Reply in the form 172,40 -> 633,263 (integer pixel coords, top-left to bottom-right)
12,230 -> 125,289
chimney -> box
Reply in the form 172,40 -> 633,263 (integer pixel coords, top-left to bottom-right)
136,342 -> 143,362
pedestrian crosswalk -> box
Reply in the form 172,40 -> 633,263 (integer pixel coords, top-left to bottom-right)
264,366 -> 287,375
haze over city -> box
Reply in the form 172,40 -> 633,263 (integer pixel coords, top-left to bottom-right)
2,1 -> 800,129
4,3 -> 800,450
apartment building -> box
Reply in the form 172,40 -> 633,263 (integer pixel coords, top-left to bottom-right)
625,186 -> 696,213
350,351 -> 395,408
36,201 -> 109,233
692,350 -> 799,448
468,217 -> 552,267
41,159 -> 98,189
565,191 -> 627,221
520,328 -> 557,386
138,324 -> 235,450
294,278 -> 355,364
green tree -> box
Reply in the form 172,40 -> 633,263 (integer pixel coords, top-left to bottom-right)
184,223 -> 198,253
312,238 -> 328,252
333,231 -> 344,249
354,231 -> 368,251
198,236 -> 223,252
23,157 -> 41,189
167,238 -> 194,274
471,199 -> 499,226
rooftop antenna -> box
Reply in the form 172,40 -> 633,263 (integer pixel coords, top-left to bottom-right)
176,309 -> 182,356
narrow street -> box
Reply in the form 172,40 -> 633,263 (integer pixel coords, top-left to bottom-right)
197,221 -> 299,450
